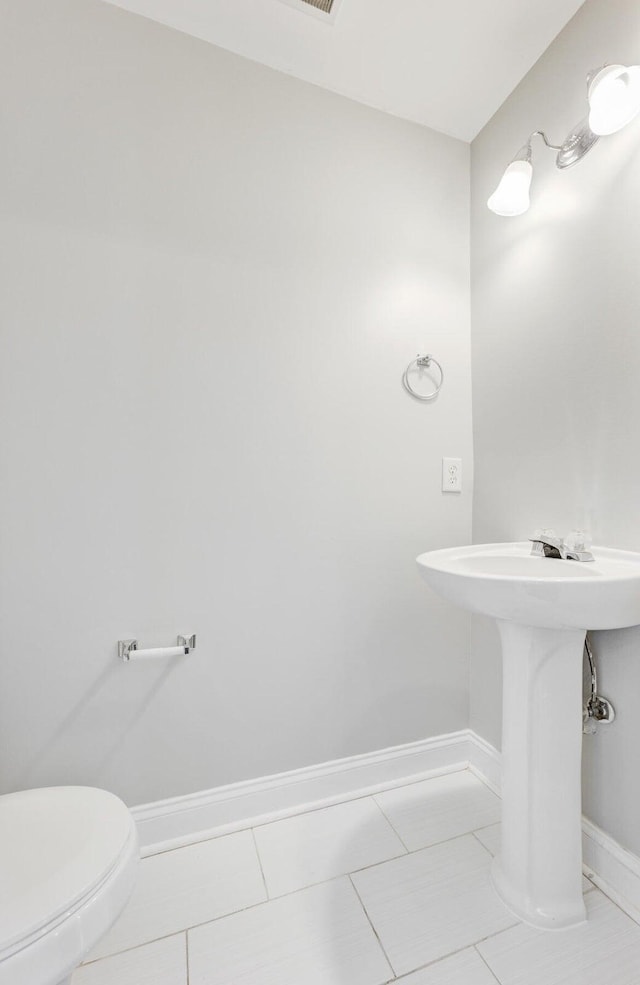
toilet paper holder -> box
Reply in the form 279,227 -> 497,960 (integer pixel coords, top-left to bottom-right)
118,634 -> 196,662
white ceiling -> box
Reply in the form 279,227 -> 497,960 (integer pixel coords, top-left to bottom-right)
102,0 -> 586,141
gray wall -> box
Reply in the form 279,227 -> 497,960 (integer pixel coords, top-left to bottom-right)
0,0 -> 472,805
471,0 -> 640,853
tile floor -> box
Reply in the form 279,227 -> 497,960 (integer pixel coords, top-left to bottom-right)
73,769 -> 640,985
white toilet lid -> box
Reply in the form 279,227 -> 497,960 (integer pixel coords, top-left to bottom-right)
0,786 -> 136,957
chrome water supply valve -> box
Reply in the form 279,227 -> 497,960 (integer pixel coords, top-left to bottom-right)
583,633 -> 615,734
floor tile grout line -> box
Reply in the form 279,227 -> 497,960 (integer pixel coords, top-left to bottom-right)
473,944 -> 502,984
81,855 -> 612,981
88,815 -> 577,976
84,870 -> 518,984
473,821 -> 501,836
370,796 -> 411,854
468,921 -> 520,951
250,827 -> 270,900
84,896 -> 275,967
348,873 -> 396,979
236,810 -> 507,907
584,876 -> 640,926
82,865 -> 403,968
472,829 -> 497,858
81,930 -> 189,968
590,881 -> 640,928
389,826 -> 501,857
241,818 -> 504,903
81,828 -> 512,967
78,891 -> 640,985
387,944 -> 484,983
469,765 -> 501,799
85,779 -> 617,975
376,932 -> 521,984
248,850 -> 411,903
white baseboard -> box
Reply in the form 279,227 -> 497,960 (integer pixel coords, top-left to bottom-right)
467,730 -> 502,796
133,729 -> 472,856
132,728 -> 640,927
582,818 -> 640,924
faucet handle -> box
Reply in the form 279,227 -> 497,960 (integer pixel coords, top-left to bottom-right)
530,528 -> 562,547
529,529 -> 564,558
564,529 -> 591,553
563,529 -> 595,562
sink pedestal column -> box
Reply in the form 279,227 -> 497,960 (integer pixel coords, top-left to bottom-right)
492,620 -> 587,929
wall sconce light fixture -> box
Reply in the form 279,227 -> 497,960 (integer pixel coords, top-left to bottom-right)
488,63 -> 640,216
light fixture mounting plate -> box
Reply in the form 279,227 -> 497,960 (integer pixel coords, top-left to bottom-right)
556,117 -> 599,169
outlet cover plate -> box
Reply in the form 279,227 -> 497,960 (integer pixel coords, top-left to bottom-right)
442,457 -> 462,493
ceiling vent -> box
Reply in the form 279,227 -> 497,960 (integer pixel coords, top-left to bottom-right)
276,0 -> 342,23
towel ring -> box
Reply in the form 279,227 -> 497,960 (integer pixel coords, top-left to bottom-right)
402,354 -> 444,401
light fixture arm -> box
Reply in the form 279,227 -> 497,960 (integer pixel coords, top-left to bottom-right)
510,121 -> 598,175
511,132 -> 563,165
527,130 -> 563,152
528,126 -> 596,171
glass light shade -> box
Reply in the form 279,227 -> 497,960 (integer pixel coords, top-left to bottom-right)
588,64 -> 640,136
487,160 -> 533,216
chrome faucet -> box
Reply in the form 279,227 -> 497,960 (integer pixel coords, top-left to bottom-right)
529,529 -> 595,562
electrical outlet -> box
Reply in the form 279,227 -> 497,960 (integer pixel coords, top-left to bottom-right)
442,457 -> 462,493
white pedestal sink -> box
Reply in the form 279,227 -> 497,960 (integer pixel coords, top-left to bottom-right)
416,542 -> 640,930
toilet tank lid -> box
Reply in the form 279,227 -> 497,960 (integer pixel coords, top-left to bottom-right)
0,786 -> 136,955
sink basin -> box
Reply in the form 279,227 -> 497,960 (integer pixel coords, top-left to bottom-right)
416,541 -> 640,931
417,542 -> 640,630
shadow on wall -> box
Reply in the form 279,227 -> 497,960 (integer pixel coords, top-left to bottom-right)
18,659 -> 183,791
